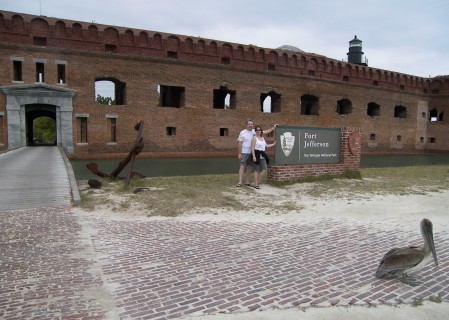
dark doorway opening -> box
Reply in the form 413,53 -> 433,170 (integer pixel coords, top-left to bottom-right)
26,104 -> 57,146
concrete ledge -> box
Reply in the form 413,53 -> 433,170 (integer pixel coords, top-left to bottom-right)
59,146 -> 81,206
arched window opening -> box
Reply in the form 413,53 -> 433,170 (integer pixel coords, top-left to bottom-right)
429,108 -> 438,121
429,108 -> 443,122
95,79 -> 126,105
260,91 -> 281,113
336,99 -> 352,115
394,105 -> 407,118
213,86 -> 236,109
367,102 -> 380,117
33,116 -> 56,145
300,94 -> 319,115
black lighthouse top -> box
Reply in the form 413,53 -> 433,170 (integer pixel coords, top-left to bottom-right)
347,35 -> 367,66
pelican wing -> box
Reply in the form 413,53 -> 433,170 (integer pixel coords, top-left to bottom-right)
377,246 -> 424,273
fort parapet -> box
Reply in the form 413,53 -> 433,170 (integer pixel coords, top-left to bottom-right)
1,11 -> 448,94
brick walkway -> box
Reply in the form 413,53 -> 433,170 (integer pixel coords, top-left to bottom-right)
1,207 -> 448,319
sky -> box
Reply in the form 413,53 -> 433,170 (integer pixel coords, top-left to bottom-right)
1,0 -> 448,78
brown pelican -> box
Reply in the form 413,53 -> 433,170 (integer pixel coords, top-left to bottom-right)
375,218 -> 438,286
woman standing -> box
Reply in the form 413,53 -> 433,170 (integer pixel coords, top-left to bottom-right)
251,125 -> 276,189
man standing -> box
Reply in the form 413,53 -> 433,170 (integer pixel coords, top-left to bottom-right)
236,118 -> 276,187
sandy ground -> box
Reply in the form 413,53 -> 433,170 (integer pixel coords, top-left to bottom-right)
77,183 -> 449,319
185,302 -> 449,320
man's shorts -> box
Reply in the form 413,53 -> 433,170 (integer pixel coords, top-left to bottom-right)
239,153 -> 252,166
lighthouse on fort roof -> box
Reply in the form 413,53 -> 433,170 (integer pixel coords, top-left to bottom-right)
347,35 -> 368,66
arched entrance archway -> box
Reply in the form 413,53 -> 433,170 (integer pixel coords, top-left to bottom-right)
0,83 -> 76,153
26,105 -> 57,146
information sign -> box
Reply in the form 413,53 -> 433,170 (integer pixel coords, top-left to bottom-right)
275,126 -> 341,165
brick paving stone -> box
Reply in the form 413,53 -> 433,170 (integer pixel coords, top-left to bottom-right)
241,298 -> 261,307
0,207 -> 108,320
1,207 -> 449,319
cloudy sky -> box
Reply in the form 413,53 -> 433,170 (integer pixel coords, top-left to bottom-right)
1,0 -> 448,78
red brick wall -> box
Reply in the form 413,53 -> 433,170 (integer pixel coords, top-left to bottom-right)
268,127 -> 362,182
0,11 -> 444,94
0,11 -> 448,158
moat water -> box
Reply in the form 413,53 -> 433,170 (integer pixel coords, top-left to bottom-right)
71,154 -> 449,180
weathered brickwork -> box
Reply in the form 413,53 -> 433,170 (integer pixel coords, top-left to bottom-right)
2,207 -> 449,319
0,10 -> 448,158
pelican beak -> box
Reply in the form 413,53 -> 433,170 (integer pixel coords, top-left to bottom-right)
424,220 -> 438,267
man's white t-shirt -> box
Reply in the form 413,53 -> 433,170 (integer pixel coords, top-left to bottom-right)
237,129 -> 255,154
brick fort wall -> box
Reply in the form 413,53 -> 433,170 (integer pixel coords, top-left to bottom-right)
0,11 -> 448,158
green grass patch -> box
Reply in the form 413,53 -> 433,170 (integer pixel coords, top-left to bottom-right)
78,165 -> 449,216
412,299 -> 424,307
429,295 -> 442,303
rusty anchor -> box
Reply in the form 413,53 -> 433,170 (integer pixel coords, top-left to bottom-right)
87,120 -> 145,188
